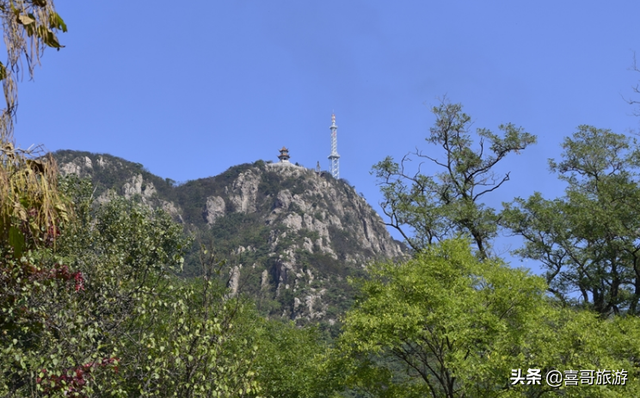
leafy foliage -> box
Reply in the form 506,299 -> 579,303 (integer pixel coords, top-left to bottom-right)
1,176 -> 262,397
501,126 -> 640,315
372,100 -> 535,257
253,320 -> 331,398
338,238 -> 640,397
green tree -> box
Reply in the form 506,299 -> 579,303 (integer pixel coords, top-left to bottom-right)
337,238 -> 640,397
1,179 -> 262,397
501,126 -> 640,315
253,319 -> 332,398
372,101 -> 535,258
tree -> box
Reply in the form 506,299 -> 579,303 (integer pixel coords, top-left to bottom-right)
337,239 -> 640,397
501,126 -> 640,315
0,0 -> 66,141
625,52 -> 640,119
253,319 -> 332,398
0,0 -> 70,341
1,179 -> 263,397
372,100 -> 535,258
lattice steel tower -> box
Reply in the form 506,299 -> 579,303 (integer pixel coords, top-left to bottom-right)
328,113 -> 340,179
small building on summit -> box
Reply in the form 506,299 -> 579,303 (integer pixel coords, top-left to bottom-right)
268,146 -> 304,169
278,147 -> 290,163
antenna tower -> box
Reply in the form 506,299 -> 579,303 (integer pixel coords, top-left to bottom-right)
328,113 -> 340,178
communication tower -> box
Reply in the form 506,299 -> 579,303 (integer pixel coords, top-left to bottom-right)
328,113 -> 340,178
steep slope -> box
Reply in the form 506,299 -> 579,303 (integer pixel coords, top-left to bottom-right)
54,150 -> 405,328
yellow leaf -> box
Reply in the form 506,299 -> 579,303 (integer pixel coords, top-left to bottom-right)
18,14 -> 35,25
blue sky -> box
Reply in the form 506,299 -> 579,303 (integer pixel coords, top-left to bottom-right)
11,1 -> 640,271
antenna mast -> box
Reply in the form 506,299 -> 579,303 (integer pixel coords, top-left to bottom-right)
328,113 -> 340,178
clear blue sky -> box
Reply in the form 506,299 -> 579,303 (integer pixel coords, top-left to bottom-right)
11,1 -> 640,270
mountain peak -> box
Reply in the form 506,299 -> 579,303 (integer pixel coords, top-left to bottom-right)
54,150 -> 405,326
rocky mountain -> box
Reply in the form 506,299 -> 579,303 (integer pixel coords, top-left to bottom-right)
53,150 -> 405,329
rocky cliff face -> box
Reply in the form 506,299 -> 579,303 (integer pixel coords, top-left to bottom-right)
204,162 -> 403,261
54,151 -> 405,326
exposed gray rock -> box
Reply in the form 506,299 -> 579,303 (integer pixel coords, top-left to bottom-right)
60,162 -> 82,176
123,174 -> 156,199
228,170 -> 260,213
261,269 -> 269,290
204,196 -> 226,224
227,264 -> 242,298
59,156 -> 93,176
162,200 -> 184,223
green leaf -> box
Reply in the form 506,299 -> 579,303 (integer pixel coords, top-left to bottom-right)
8,226 -> 24,258
49,12 -> 67,32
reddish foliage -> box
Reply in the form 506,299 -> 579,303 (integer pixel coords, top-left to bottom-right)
73,271 -> 84,292
36,357 -> 118,397
45,224 -> 61,246
26,263 -> 85,292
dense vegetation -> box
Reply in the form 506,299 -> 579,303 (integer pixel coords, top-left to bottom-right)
1,172 -> 330,396
1,3 -> 639,397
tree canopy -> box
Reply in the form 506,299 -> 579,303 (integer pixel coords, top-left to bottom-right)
337,238 -> 640,397
372,100 -> 535,258
501,126 -> 640,315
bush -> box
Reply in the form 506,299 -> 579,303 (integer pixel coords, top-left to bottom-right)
1,178 -> 262,397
